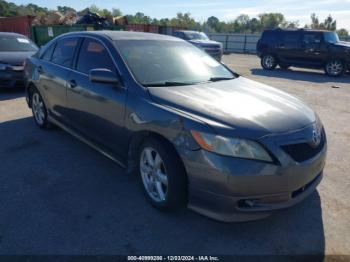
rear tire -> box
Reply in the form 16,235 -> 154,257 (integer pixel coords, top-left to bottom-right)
324,59 -> 345,77
261,54 -> 277,70
138,137 -> 187,211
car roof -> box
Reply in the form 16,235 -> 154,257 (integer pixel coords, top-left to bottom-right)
174,30 -> 202,34
59,30 -> 182,41
264,28 -> 331,33
0,32 -> 28,37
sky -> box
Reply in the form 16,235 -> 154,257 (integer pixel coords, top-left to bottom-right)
10,0 -> 350,30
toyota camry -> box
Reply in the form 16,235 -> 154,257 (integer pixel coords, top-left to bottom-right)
24,31 -> 327,222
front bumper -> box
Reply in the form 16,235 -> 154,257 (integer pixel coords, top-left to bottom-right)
0,69 -> 25,88
180,125 -> 327,222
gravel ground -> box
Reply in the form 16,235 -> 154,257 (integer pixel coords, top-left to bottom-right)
0,53 -> 349,256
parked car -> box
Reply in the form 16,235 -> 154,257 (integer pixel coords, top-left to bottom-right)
25,31 -> 327,222
173,30 -> 223,61
0,32 -> 38,88
257,28 -> 350,77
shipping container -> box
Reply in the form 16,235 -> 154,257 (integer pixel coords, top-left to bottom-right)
0,16 -> 35,37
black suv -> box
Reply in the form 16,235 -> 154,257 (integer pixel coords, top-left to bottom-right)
257,29 -> 350,76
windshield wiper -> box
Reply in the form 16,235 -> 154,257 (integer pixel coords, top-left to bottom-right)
209,77 -> 235,82
143,81 -> 195,87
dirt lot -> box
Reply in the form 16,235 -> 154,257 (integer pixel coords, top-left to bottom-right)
0,53 -> 349,256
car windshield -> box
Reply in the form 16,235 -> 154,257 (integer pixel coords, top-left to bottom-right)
324,32 -> 339,43
115,40 -> 234,87
184,32 -> 209,41
0,35 -> 38,52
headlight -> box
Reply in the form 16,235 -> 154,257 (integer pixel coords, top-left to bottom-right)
191,131 -> 273,162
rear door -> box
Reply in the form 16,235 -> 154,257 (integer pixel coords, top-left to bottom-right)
66,37 -> 128,158
37,37 -> 80,121
277,31 -> 303,64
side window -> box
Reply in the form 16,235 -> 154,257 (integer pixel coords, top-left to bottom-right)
51,38 -> 79,67
76,38 -> 115,75
262,31 -> 278,44
41,42 -> 56,61
281,32 -> 301,48
303,33 -> 321,45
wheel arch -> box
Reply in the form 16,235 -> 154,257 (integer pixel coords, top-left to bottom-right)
26,82 -> 38,108
127,130 -> 188,181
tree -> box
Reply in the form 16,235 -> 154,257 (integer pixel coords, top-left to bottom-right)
337,28 -> 349,37
57,6 -> 75,14
309,13 -> 337,31
170,12 -> 197,29
111,8 -> 122,17
323,15 -> 336,31
259,13 -> 286,29
310,13 -> 320,29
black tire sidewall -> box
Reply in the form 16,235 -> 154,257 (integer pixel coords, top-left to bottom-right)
325,59 -> 345,77
137,137 -> 187,211
261,54 -> 277,70
31,89 -> 49,129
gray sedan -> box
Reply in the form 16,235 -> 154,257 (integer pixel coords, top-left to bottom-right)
0,32 -> 38,88
24,31 -> 327,222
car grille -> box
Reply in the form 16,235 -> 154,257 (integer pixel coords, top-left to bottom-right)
281,129 -> 326,162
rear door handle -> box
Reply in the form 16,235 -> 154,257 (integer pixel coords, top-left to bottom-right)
68,80 -> 77,88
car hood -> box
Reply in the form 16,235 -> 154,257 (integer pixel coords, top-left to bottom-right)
0,51 -> 36,66
333,41 -> 350,48
148,77 -> 316,139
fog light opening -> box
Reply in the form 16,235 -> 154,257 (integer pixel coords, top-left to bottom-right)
238,199 -> 257,208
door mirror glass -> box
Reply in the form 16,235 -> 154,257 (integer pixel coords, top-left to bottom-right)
89,69 -> 120,85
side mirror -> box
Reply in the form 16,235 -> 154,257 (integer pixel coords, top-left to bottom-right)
89,68 -> 120,85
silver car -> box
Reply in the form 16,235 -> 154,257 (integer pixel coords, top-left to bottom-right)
25,31 -> 327,222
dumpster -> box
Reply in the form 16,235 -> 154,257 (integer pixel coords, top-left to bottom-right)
31,25 -> 125,46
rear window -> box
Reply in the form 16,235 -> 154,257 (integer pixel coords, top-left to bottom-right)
0,35 -> 38,52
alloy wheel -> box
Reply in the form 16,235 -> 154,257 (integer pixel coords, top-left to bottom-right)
140,147 -> 168,203
263,55 -> 275,69
326,60 -> 344,76
32,93 -> 45,125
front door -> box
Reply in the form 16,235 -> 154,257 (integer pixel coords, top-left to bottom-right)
66,37 -> 128,158
300,32 -> 327,66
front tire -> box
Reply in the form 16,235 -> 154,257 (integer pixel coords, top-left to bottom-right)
31,89 -> 50,129
261,54 -> 277,70
138,137 -> 187,211
325,59 -> 345,77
